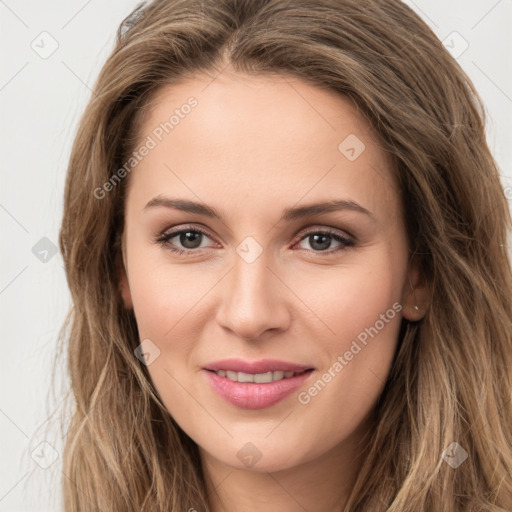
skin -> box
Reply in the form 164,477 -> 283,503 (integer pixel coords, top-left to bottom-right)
118,68 -> 428,511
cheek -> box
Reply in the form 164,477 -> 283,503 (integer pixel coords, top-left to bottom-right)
129,270 -> 200,340
289,253 -> 404,444
289,252 -> 404,401
127,262 -> 210,403
322,268 -> 397,331
125,230 -> 210,341
293,252 -> 404,355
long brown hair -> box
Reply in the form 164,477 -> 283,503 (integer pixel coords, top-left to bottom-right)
56,0 -> 512,509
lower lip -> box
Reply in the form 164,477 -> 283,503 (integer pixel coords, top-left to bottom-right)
203,369 -> 314,409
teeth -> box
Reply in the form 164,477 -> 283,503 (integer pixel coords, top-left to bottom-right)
215,369 -> 301,383
254,372 -> 273,383
238,372 -> 255,383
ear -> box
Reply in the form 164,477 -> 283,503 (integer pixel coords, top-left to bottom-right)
401,255 -> 429,321
117,235 -> 133,310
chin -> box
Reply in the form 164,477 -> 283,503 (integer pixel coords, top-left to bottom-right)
201,437 -> 313,474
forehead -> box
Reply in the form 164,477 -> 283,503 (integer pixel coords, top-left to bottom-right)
127,71 -> 399,220
137,71 -> 380,157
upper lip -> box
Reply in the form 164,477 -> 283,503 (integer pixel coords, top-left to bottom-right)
204,358 -> 314,374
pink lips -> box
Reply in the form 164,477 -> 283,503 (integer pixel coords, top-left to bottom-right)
204,358 -> 312,374
203,358 -> 314,409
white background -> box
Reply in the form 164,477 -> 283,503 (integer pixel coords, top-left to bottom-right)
1,1 -> 511,510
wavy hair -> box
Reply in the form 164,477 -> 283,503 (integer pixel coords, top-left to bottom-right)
56,0 -> 512,510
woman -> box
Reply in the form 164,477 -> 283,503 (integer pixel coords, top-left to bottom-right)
57,0 -> 512,510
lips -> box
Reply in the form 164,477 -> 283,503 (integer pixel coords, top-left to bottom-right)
202,358 -> 315,409
203,358 -> 313,374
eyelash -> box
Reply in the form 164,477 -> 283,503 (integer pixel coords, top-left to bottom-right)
154,224 -> 355,257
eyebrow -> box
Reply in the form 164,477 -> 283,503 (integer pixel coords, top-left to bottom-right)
143,195 -> 374,221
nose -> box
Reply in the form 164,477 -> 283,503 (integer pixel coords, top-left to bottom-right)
215,249 -> 291,341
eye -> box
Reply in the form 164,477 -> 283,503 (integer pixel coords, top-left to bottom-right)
294,228 -> 354,254
155,226 -> 217,255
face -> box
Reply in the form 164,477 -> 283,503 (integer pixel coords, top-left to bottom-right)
119,70 -> 426,474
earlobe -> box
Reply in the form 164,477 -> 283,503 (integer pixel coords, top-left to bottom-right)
117,243 -> 133,310
119,266 -> 133,309
401,258 -> 429,321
